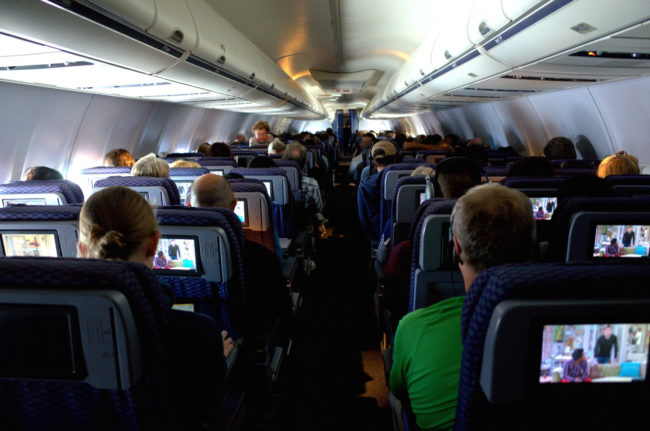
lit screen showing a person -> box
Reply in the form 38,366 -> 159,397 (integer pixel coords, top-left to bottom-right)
593,225 -> 650,257
234,199 -> 247,225
210,169 -> 224,176
539,323 -> 649,384
174,181 -> 192,205
2,197 -> 47,206
1,233 -> 58,257
155,237 -> 197,272
529,197 -> 557,221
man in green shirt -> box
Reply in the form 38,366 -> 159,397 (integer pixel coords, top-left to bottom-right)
389,183 -> 536,430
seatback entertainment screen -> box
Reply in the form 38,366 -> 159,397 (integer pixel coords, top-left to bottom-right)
234,198 -> 248,227
1,232 -> 60,257
593,224 -> 650,258
530,197 -> 557,221
154,236 -> 200,275
539,323 -> 649,383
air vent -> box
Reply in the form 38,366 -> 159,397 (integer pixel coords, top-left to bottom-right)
570,22 -> 597,34
570,51 -> 650,60
502,75 -> 599,83
444,50 -> 453,60
170,30 -> 183,43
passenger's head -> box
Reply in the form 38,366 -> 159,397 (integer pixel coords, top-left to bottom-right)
572,348 -> 585,362
195,142 -> 211,156
169,160 -> 201,168
189,173 -> 235,210
462,144 -> 488,167
435,157 -> 482,198
451,183 -> 535,288
131,153 -> 169,178
103,149 -> 135,167
22,166 -> 63,181
283,142 -> 307,168
371,140 -> 398,170
543,137 -> 577,160
208,142 -> 233,158
248,156 -> 277,168
268,138 -> 286,155
360,136 -> 374,150
597,151 -> 640,178
507,157 -> 555,177
235,133 -> 247,143
252,121 -> 270,142
78,186 -> 159,268
610,238 -> 617,246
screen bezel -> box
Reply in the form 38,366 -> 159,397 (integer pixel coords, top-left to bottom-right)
210,169 -> 224,176
0,230 -> 62,257
153,234 -> 203,276
590,221 -> 650,260
234,197 -> 249,227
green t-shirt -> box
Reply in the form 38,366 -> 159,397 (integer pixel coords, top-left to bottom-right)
389,296 -> 465,431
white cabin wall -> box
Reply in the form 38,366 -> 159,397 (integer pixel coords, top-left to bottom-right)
404,75 -> 650,162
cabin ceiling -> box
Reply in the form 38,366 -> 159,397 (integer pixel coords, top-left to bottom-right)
206,0 -> 431,114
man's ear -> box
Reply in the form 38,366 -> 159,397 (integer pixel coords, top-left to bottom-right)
230,197 -> 238,211
77,241 -> 87,258
453,236 -> 463,265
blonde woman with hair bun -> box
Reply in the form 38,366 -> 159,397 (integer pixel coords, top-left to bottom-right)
597,151 -> 640,179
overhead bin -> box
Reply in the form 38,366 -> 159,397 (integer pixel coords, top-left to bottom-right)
88,0 -> 156,29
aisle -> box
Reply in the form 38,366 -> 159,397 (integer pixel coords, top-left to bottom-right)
260,179 -> 392,430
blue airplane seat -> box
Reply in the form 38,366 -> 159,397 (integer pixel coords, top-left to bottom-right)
80,166 -> 131,196
409,198 -> 460,312
391,176 -> 427,246
0,257 -> 173,430
456,261 -> 650,431
548,196 -> 650,261
0,180 -> 84,206
155,206 -> 247,339
231,150 -> 257,167
169,167 -> 209,205
605,174 -> 650,196
164,152 -> 203,161
0,204 -> 81,257
230,168 -> 293,239
94,176 -> 180,206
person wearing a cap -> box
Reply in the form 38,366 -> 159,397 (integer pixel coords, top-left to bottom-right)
357,140 -> 398,241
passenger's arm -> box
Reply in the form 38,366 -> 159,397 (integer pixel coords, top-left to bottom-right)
388,320 -> 411,401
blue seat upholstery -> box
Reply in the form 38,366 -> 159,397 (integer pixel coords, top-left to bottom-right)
0,257 -> 171,430
164,152 -> 203,161
232,150 -> 257,167
409,198 -> 461,312
155,206 -> 247,338
274,160 -> 303,195
456,262 -> 650,431
0,180 -> 84,206
230,178 -> 277,256
94,176 -> 180,206
80,166 -> 131,197
549,159 -> 599,169
391,176 -> 427,246
500,176 -> 566,195
231,168 -> 293,238
0,205 -> 80,257
379,162 -> 428,238
605,175 -> 650,196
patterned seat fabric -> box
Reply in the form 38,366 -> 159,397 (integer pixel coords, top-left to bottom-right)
2,180 -> 84,204
168,167 -> 209,177
155,206 -> 247,338
0,257 -> 170,431
81,166 -> 132,175
456,261 -> 650,431
500,176 -> 568,189
196,157 -> 237,168
95,176 -> 180,205
0,204 -> 80,221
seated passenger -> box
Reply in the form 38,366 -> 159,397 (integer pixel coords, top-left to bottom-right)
283,142 -> 326,225
390,183 -> 535,430
404,134 -> 441,152
189,174 -> 290,337
208,142 -> 233,158
154,250 -> 169,269
597,150 -> 640,178
249,121 -> 274,147
562,348 -> 589,383
357,141 -> 398,241
103,148 -> 136,167
22,166 -> 63,181
195,142 -> 211,156
268,138 -> 286,156
543,136 -> 577,160
233,133 -> 247,145
131,153 -> 170,178
169,159 -> 201,168
77,186 -> 232,429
